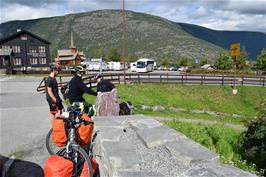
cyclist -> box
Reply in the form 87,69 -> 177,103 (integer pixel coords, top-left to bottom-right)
94,73 -> 115,93
68,65 -> 97,104
46,63 -> 64,119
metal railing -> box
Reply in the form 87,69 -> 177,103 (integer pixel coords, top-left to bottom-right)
37,73 -> 265,93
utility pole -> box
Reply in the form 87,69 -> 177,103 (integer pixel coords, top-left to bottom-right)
121,0 -> 126,84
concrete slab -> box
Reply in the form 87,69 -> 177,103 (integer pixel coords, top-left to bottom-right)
166,138 -> 219,166
115,171 -> 164,177
136,125 -> 185,148
101,141 -> 140,173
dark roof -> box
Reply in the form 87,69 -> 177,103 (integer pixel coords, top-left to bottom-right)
0,29 -> 51,44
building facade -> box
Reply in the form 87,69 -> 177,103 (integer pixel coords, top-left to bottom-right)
0,29 -> 51,70
55,32 -> 86,66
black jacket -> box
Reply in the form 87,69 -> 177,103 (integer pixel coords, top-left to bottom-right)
68,75 -> 97,103
97,79 -> 115,93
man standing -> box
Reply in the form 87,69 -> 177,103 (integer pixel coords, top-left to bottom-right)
68,65 -> 97,104
94,73 -> 115,93
46,63 -> 64,119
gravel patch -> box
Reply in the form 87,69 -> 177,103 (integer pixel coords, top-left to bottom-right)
120,127 -> 188,177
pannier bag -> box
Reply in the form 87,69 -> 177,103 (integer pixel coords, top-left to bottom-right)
80,157 -> 100,177
44,155 -> 73,177
52,118 -> 67,147
77,114 -> 94,145
119,101 -> 133,115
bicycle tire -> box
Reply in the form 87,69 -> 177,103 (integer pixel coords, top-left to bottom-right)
57,146 -> 93,177
46,128 -> 66,155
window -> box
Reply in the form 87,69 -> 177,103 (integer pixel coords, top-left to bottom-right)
30,58 -> 38,65
39,58 -> 46,64
38,46 -> 46,53
2,59 -> 6,66
12,45 -> 21,53
13,58 -> 21,65
1,45 -> 10,50
20,36 -> 27,40
29,46 -> 37,53
137,61 -> 145,68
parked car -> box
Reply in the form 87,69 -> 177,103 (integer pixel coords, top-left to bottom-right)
178,66 -> 191,72
169,66 -> 178,71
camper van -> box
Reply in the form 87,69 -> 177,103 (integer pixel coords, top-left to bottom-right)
135,58 -> 155,73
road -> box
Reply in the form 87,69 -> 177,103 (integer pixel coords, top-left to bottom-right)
0,76 -> 50,156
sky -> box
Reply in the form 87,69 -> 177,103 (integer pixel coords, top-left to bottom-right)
0,0 -> 265,32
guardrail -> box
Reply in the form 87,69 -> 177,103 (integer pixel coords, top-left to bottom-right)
36,73 -> 265,93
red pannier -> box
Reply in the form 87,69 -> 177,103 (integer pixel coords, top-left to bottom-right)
52,118 -> 67,147
44,155 -> 73,177
80,157 -> 99,177
77,114 -> 94,145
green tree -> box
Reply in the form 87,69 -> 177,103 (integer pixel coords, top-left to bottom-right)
236,49 -> 249,70
106,48 -> 120,62
256,49 -> 266,71
200,57 -> 208,66
179,57 -> 189,66
214,53 -> 233,70
238,99 -> 266,176
127,54 -> 137,63
93,48 -> 105,59
158,56 -> 170,67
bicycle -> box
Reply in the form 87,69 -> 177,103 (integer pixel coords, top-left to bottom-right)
46,106 -> 94,177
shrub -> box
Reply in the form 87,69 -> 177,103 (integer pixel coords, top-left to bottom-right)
238,99 -> 266,175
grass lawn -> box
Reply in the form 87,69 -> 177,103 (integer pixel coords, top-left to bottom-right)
114,83 -> 266,123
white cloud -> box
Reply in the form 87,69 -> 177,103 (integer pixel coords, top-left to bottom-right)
0,0 -> 265,32
0,3 -> 65,23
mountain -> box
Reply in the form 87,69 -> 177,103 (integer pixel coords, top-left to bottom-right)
0,10 -> 265,61
178,23 -> 266,60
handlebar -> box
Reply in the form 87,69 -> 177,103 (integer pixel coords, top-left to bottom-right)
56,114 -> 94,126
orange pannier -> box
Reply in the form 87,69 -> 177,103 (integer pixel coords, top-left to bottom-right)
44,155 -> 73,177
52,118 -> 67,147
80,157 -> 99,177
78,114 -> 94,145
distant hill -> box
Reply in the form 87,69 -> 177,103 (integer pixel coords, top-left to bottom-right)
0,10 -> 265,61
178,23 -> 266,60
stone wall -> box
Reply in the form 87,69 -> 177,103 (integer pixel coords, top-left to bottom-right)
92,115 -> 256,177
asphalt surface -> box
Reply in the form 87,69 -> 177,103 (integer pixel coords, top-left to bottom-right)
0,76 -> 50,157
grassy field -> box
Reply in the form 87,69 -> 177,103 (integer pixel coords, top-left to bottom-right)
116,84 -> 266,122
84,83 -> 266,123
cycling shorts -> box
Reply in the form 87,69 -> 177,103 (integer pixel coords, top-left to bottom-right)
47,100 -> 63,115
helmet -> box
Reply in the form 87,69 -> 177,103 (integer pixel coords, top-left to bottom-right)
74,65 -> 85,74
50,63 -> 61,72
94,73 -> 103,80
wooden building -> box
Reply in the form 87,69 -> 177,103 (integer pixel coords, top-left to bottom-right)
55,32 -> 86,66
0,29 -> 50,71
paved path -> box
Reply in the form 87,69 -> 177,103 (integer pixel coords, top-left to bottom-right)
0,76 -> 50,156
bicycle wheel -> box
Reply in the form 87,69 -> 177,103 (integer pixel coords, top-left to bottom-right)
58,146 -> 93,177
46,128 -> 66,155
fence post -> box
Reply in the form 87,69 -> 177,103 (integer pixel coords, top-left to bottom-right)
181,75 -> 183,85
118,74 -> 120,84
167,73 -> 168,83
241,75 -> 244,86
263,77 -> 265,87
222,75 -> 224,85
89,78 -> 91,87
201,75 -> 203,85
160,74 -> 162,83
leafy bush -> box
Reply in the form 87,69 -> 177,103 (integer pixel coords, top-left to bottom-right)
238,99 -> 266,175
166,121 -> 259,174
